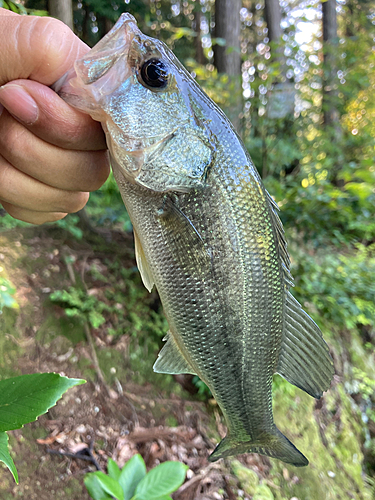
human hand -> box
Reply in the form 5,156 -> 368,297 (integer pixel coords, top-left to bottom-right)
0,9 -> 110,224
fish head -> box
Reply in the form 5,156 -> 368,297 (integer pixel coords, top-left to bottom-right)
56,13 -> 215,193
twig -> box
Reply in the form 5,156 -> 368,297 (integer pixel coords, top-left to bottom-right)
83,321 -> 111,394
46,446 -> 102,471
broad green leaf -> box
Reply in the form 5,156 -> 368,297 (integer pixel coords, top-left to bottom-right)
132,497 -> 172,500
107,458 -> 121,480
119,454 -> 146,500
84,473 -> 107,500
0,432 -> 18,483
0,373 -> 85,432
135,497 -> 172,500
94,471 -> 124,500
133,462 -> 188,500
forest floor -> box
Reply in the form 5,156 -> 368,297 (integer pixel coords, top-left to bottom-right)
0,224 -> 275,500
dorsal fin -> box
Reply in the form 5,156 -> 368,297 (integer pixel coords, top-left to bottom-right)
277,292 -> 334,398
266,191 -> 294,289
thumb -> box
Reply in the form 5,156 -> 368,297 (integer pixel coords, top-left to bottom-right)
0,9 -> 89,86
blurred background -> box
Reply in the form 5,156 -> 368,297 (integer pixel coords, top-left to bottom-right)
0,0 -> 375,498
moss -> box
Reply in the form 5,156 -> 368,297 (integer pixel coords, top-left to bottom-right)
253,483 -> 275,500
231,459 -> 259,495
0,309 -> 22,379
267,377 -> 371,500
165,416 -> 178,427
36,314 -> 86,346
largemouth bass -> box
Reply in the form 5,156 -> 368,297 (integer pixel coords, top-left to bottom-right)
55,13 -> 334,466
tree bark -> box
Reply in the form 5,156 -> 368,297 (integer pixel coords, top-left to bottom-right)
264,0 -> 282,47
213,0 -> 242,132
193,10 -> 206,66
322,0 -> 340,127
214,0 -> 241,75
49,0 -> 74,30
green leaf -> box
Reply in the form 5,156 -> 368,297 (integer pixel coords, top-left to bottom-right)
0,432 -> 18,483
108,458 -> 121,480
211,37 -> 226,47
119,454 -> 146,500
132,497 -> 172,500
84,473 -> 107,500
0,373 -> 85,432
89,310 -> 106,328
133,462 -> 188,500
93,471 -> 124,500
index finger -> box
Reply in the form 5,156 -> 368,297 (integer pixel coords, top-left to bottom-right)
0,79 -> 107,150
0,12 -> 88,86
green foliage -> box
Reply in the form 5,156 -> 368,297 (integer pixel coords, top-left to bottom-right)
291,243 -> 375,333
0,0 -> 47,15
85,454 -> 188,500
55,214 -> 84,240
117,455 -> 146,500
86,173 -> 132,232
0,373 -> 85,483
0,276 -> 18,313
50,287 -> 107,329
0,432 -> 18,484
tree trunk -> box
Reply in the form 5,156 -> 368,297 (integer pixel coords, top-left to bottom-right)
264,0 -> 282,53
322,0 -> 343,183
193,10 -> 206,66
49,0 -> 74,30
214,0 -> 241,75
322,0 -> 339,127
213,0 -> 242,132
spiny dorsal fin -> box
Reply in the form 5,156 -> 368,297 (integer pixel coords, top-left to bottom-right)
134,229 -> 154,292
277,292 -> 334,399
266,191 -> 294,289
153,331 -> 197,375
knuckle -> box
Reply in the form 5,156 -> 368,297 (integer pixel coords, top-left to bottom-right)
0,115 -> 29,159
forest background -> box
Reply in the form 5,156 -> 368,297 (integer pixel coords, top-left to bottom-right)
0,0 -> 375,498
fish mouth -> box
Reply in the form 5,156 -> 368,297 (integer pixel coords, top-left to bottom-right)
53,14 -> 141,113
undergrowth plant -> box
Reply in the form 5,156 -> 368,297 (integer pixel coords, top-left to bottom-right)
85,454 -> 188,500
0,373 -> 85,483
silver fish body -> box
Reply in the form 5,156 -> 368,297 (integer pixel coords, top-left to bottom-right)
56,14 -> 334,466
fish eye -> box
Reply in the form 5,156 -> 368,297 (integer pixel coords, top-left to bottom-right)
139,58 -> 169,89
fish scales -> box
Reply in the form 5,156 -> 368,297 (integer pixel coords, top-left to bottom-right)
55,13 -> 334,466
115,156 -> 282,437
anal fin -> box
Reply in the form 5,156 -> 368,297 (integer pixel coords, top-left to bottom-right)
277,292 -> 334,399
153,331 -> 196,375
134,229 -> 154,293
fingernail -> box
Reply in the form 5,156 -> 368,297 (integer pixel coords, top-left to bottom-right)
0,84 -> 39,125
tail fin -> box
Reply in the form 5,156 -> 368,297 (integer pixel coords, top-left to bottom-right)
208,426 -> 308,467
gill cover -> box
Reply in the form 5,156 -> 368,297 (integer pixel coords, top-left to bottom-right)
55,13 -> 215,193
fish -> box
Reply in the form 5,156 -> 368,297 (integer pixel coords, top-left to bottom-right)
54,13 -> 334,466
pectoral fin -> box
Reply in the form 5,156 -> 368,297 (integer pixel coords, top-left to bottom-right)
157,196 -> 212,276
153,331 -> 197,375
277,292 -> 334,398
134,230 -> 154,292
